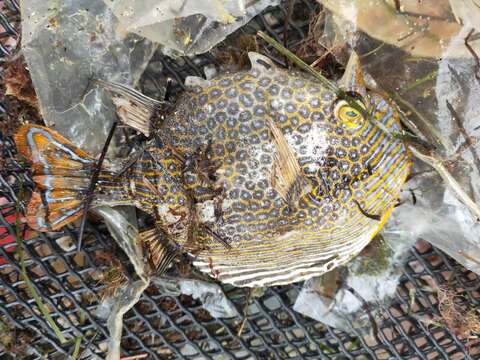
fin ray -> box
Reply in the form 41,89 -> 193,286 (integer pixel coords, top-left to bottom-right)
96,80 -> 165,137
140,229 -> 176,275
16,125 -> 95,231
267,118 -> 310,205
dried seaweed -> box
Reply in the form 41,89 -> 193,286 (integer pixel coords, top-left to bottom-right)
3,56 -> 39,111
437,285 -> 480,339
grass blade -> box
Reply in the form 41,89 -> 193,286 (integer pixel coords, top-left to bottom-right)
15,180 -> 68,344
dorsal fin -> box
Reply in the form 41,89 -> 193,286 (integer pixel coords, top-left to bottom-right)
339,52 -> 367,97
96,80 -> 165,137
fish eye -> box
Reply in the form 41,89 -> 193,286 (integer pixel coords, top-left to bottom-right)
334,99 -> 366,128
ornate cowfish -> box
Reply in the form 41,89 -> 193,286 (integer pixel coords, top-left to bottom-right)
15,52 -> 410,287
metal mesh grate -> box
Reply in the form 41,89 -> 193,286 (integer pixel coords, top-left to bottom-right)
1,1 -> 480,359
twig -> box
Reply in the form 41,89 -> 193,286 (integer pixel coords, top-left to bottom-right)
360,42 -> 386,59
237,288 -> 252,336
393,0 -> 401,12
120,354 -> 148,360
409,145 -> 480,220
70,336 -> 82,360
343,285 -> 382,345
354,200 -> 381,221
15,181 -> 68,344
257,31 -> 337,92
202,224 -> 231,250
394,95 -> 452,153
77,120 -> 118,251
465,29 -> 480,80
398,69 -> 438,94
113,146 -> 145,179
283,0 -> 294,51
77,331 -> 99,359
446,100 -> 480,174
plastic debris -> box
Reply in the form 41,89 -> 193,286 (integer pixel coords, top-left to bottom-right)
106,279 -> 150,360
449,0 -> 480,29
153,277 -> 239,318
318,0 -> 480,58
21,0 -> 157,155
402,43 -> 480,273
103,0 -> 280,56
316,0 -> 480,274
93,206 -> 146,280
93,206 -> 151,359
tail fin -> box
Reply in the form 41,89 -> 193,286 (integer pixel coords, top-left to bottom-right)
15,125 -> 96,231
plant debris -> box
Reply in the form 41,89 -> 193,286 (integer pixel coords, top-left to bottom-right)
211,34 -> 260,71
0,55 -> 40,137
0,318 -> 34,357
3,56 -> 39,110
98,260 -> 129,300
437,285 -> 480,339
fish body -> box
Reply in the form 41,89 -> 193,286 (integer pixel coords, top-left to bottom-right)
16,52 -> 410,287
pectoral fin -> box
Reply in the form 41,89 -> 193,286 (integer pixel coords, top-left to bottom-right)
267,118 -> 310,205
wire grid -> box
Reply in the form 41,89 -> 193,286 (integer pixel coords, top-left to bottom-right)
1,0 -> 480,359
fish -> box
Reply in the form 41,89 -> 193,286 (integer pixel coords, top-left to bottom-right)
15,52 -> 410,287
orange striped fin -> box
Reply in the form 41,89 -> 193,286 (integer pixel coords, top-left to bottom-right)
33,175 -> 90,191
15,125 -> 95,231
26,191 -> 83,231
15,124 -> 94,171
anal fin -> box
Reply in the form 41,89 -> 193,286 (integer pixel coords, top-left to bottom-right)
139,229 -> 177,276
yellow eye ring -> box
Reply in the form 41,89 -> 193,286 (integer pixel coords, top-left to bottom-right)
334,100 -> 365,128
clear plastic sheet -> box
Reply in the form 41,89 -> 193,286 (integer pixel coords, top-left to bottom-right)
103,0 -> 280,56
105,279 -> 150,360
318,0 -> 480,58
93,206 -> 146,281
21,0 -> 157,155
153,277 -> 240,318
290,0 -> 480,330
317,0 -> 480,274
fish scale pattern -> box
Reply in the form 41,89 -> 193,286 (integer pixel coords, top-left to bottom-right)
158,57 -> 408,287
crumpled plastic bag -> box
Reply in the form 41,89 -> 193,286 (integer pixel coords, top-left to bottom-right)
103,0 -> 280,56
405,29 -> 480,273
21,0 -> 157,155
153,277 -> 239,318
105,279 -> 150,360
318,0 -> 480,58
